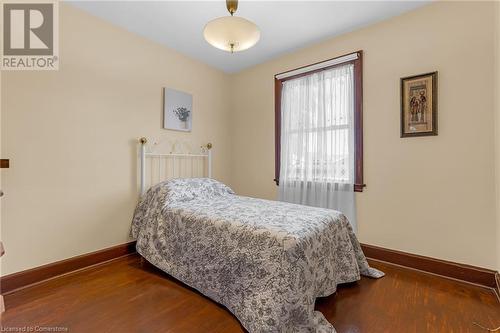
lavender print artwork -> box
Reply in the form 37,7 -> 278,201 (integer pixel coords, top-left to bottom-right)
163,88 -> 192,131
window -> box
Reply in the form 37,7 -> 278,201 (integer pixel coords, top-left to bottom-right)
274,51 -> 364,192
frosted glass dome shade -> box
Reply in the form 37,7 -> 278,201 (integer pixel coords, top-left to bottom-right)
203,16 -> 260,52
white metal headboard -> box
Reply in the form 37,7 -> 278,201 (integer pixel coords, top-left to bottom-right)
139,137 -> 212,195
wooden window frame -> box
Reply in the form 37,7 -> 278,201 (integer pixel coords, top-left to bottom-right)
274,50 -> 365,192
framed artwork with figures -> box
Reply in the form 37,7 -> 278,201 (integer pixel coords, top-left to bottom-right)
163,87 -> 193,132
400,72 -> 437,137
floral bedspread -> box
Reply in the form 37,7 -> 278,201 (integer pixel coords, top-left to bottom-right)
131,178 -> 383,333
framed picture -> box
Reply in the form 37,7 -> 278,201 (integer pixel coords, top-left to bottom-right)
163,88 -> 192,132
400,72 -> 437,137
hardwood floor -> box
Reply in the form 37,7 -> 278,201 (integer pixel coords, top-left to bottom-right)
1,254 -> 499,333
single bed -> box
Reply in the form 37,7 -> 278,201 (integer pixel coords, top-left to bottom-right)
132,139 -> 383,333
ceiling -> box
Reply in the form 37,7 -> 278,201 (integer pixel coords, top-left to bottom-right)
68,1 -> 429,73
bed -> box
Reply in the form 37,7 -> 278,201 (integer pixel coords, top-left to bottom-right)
132,139 -> 383,333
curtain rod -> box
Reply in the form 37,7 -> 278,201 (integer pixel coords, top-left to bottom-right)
275,52 -> 358,80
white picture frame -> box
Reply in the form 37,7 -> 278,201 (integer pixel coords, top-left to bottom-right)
163,87 -> 193,132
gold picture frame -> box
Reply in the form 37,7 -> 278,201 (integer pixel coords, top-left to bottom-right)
400,72 -> 438,137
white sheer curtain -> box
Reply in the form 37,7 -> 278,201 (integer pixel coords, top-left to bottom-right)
278,63 -> 357,231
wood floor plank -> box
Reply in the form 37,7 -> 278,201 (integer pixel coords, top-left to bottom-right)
1,255 -> 499,332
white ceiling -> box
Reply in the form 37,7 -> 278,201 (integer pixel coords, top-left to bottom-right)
68,1 -> 429,73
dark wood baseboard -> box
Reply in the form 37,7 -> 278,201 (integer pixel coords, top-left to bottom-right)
495,272 -> 500,299
361,243 -> 498,290
1,241 -> 137,294
1,241 -> 496,296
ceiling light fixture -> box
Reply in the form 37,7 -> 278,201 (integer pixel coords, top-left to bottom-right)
203,0 -> 260,53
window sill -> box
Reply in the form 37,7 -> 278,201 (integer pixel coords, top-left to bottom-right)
274,179 -> 366,192
354,184 -> 366,192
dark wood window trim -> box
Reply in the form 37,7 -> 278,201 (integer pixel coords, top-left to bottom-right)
274,50 -> 365,192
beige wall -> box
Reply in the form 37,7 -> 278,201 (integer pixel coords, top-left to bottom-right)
230,1 -> 499,269
0,4 -> 232,275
